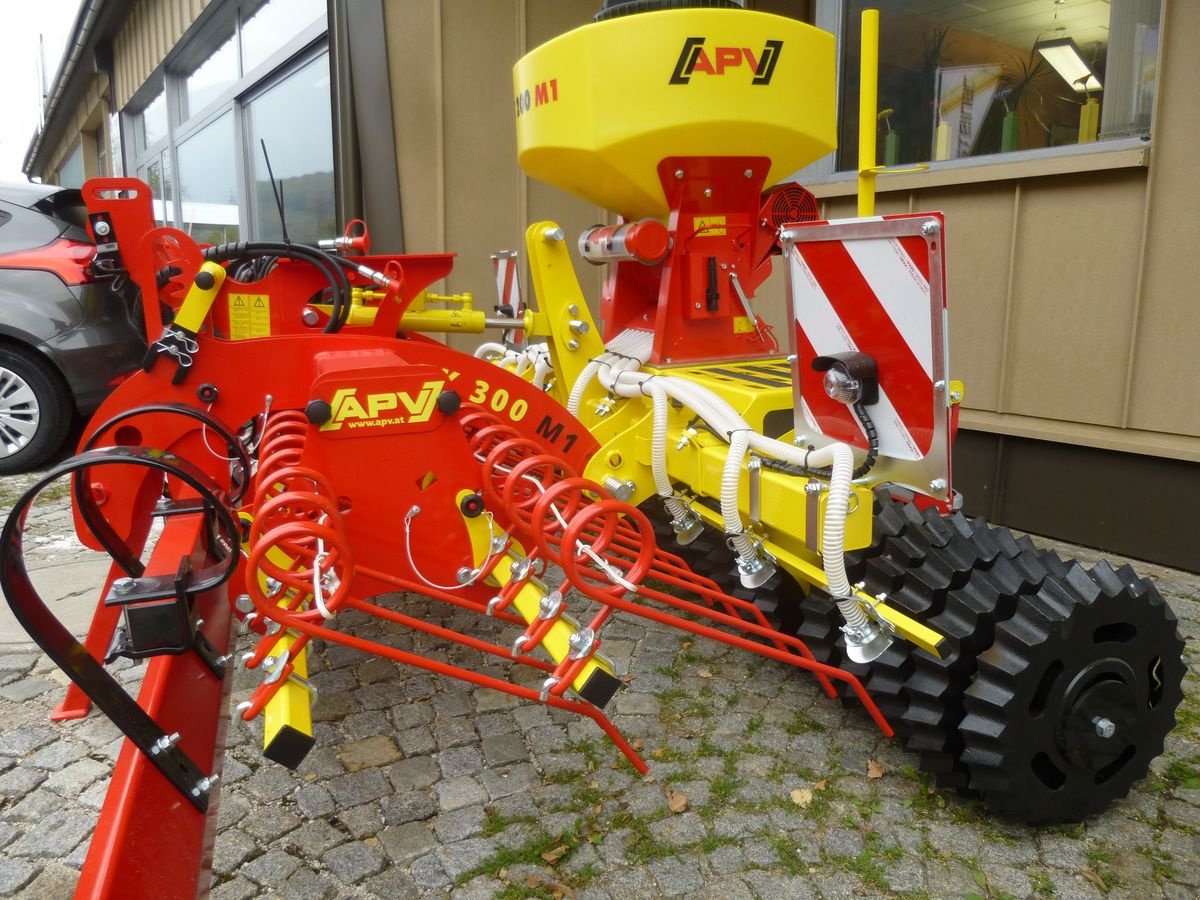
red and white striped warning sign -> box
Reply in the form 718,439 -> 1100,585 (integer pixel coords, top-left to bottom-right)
785,213 -> 950,491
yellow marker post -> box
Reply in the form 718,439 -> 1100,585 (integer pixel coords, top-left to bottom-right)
857,9 -> 880,218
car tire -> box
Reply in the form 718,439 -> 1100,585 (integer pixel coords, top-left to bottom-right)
0,345 -> 74,475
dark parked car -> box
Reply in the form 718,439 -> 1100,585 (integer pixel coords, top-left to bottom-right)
0,181 -> 146,474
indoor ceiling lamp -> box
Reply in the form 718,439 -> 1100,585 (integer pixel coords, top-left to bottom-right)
1035,37 -> 1102,92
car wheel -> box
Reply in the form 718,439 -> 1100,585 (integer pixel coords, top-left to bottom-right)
0,345 -> 74,475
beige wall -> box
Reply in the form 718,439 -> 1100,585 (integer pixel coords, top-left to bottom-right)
114,0 -> 211,108
37,72 -> 111,184
383,0 -> 606,351
384,0 -> 1196,461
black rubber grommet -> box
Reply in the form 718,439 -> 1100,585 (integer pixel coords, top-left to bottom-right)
197,383 -> 219,404
459,493 -> 485,518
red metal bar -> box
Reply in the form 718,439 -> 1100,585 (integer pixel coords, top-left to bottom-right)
75,514 -> 234,899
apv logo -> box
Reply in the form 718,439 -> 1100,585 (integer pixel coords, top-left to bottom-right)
670,37 -> 782,85
320,380 -> 445,432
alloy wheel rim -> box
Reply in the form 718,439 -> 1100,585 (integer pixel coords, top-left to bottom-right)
0,365 -> 40,458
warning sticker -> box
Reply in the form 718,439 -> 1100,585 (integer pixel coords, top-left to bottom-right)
694,215 -> 727,236
229,294 -> 271,339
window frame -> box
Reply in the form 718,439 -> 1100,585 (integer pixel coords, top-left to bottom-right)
122,0 -> 328,240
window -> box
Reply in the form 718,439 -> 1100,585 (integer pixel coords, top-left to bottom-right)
58,143 -> 84,188
826,0 -> 1162,173
178,112 -> 239,244
124,0 -> 330,243
247,55 -> 335,241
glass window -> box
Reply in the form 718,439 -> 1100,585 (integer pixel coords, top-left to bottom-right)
178,112 -> 241,244
240,0 -> 326,75
141,152 -> 175,225
108,112 -> 124,177
58,142 -> 84,188
834,0 -> 1162,172
141,91 -> 168,150
186,34 -> 238,119
246,53 -> 334,242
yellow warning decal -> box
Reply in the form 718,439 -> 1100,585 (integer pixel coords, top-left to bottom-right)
732,316 -> 757,335
229,294 -> 271,339
694,215 -> 727,236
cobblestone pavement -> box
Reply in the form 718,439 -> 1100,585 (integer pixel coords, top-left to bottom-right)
0,468 -> 1197,899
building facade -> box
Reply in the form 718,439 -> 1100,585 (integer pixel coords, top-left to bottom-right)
25,0 -> 1199,569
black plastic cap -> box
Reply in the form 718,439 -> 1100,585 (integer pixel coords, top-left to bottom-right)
305,399 -> 332,425
437,390 -> 462,415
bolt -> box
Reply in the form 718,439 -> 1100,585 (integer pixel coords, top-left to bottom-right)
567,304 -> 579,316
235,593 -> 254,614
568,319 -> 590,335
190,774 -> 219,798
301,307 -> 320,326
567,338 -> 580,351
674,169 -> 684,179
933,379 -> 946,392
93,220 -> 111,237
929,479 -> 947,493
949,389 -> 963,403
703,188 -> 713,198
744,168 -> 753,178
1093,716 -> 1116,739
694,302 -> 701,309
543,226 -> 565,242
112,577 -> 135,594
456,567 -> 475,585
150,732 -> 181,755
922,219 -> 940,236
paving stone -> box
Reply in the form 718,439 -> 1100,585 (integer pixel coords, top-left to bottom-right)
0,825 -> 17,852
434,717 -> 477,750
322,840 -> 386,883
475,713 -> 519,738
337,735 -> 401,772
0,766 -> 46,795
390,702 -> 435,730
356,657 -> 399,684
0,858 -> 37,896
213,830 -> 258,877
436,775 -> 489,812
408,851 -> 451,890
474,688 -> 519,713
478,761 -> 541,801
386,755 -> 441,792
822,825 -> 865,859
594,864 -> 657,896
342,710 -> 393,741
436,836 -> 498,880
396,726 -> 437,757
433,804 -> 486,843
650,855 -> 705,897
326,768 -> 390,807
243,766 -> 298,802
294,783 -> 336,819
649,811 -> 707,847
21,861 -> 78,897
481,732 -> 528,767
0,654 -> 38,677
25,740 -> 88,771
6,809 -> 92,859
240,806 -> 302,842
239,848 -> 303,885
381,790 -> 437,826
378,822 -> 439,866
0,726 -> 54,757
0,678 -> 58,702
2,790 -> 62,822
284,820 -> 347,857
209,875 -> 258,900
361,867 -> 423,899
438,745 -> 484,778
339,803 -> 384,839
279,866 -> 339,900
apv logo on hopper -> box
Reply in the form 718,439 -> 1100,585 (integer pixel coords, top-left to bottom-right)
320,381 -> 445,431
670,37 -> 783,85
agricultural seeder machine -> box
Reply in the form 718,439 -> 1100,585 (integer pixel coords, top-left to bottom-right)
0,3 -> 1185,896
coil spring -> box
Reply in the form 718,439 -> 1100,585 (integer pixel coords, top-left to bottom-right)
245,412 -> 354,632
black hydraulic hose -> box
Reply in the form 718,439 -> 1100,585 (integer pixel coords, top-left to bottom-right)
202,241 -> 352,333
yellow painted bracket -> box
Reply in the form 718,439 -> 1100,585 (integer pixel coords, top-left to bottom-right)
173,260 -> 226,333
458,492 -> 620,704
525,221 -> 606,408
240,515 -> 316,767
